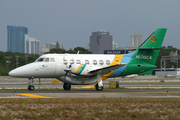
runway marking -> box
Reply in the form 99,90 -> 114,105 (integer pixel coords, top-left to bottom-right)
17,93 -> 56,98
73,86 -> 94,89
33,92 -> 180,95
79,86 -> 94,88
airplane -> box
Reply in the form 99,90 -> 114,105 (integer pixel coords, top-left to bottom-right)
9,28 -> 167,91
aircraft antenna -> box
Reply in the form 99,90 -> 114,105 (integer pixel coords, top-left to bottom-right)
77,51 -> 81,54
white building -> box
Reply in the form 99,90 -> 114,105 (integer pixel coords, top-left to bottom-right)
40,45 -> 49,55
25,34 -> 40,54
130,33 -> 142,48
112,41 -> 118,50
46,42 -> 56,50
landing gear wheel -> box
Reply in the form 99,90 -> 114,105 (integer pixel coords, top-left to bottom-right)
95,83 -> 103,91
28,85 -> 35,91
63,83 -> 71,90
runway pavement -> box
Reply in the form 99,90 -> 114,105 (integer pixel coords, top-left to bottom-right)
0,89 -> 180,98
0,82 -> 180,89
0,83 -> 180,98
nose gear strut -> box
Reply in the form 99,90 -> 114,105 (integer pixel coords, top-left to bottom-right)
28,77 -> 35,91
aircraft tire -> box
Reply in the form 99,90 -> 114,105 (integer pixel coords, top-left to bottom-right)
63,83 -> 71,90
95,83 -> 103,91
28,85 -> 35,91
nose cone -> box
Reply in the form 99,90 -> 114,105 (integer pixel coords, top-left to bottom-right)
9,69 -> 17,77
8,63 -> 34,77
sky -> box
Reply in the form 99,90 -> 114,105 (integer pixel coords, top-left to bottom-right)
1,0 -> 180,52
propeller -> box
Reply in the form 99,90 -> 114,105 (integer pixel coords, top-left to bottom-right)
64,64 -> 73,82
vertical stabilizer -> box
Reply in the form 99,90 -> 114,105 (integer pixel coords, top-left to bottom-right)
125,28 -> 167,75
139,28 -> 167,49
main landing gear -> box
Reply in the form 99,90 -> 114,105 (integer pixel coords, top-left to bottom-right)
95,83 -> 103,91
28,77 -> 35,91
63,83 -> 71,90
95,73 -> 103,91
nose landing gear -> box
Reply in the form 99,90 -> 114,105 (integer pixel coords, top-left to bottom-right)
28,85 -> 35,91
28,77 -> 35,91
63,83 -> 71,90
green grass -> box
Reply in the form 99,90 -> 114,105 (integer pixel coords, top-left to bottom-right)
0,98 -> 180,119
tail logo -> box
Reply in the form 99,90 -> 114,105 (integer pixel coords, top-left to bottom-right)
150,36 -> 156,42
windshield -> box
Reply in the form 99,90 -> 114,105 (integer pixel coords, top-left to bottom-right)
36,58 -> 45,62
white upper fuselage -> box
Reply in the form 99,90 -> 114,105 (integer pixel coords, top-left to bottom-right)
9,53 -> 129,79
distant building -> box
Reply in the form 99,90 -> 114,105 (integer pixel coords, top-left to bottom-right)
112,41 -> 118,50
104,50 -> 126,54
7,25 -> 28,53
90,31 -> 112,54
130,33 -> 142,48
40,45 -> 49,55
115,46 -> 137,54
25,34 -> 40,54
46,42 -> 56,50
84,43 -> 90,51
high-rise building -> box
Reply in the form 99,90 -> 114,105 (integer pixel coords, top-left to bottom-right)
130,33 -> 142,48
7,25 -> 28,53
90,31 -> 112,54
25,34 -> 40,54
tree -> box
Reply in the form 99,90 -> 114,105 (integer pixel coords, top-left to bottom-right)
55,41 -> 60,49
74,47 -> 92,54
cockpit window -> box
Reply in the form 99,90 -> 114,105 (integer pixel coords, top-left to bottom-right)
44,58 -> 49,62
37,58 -> 45,62
50,58 -> 55,62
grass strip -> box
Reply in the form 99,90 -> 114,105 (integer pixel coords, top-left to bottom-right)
0,98 -> 179,119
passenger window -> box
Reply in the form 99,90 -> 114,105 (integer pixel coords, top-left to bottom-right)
63,60 -> 68,65
99,60 -> 104,65
70,60 -> 74,64
93,60 -> 97,65
44,58 -> 49,62
106,60 -> 110,65
76,60 -> 81,64
85,60 -> 89,65
37,58 -> 45,62
50,58 -> 55,62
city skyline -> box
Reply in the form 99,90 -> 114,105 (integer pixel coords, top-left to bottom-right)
7,25 -> 40,54
1,1 -> 180,52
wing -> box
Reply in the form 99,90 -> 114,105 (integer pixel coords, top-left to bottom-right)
88,64 -> 126,75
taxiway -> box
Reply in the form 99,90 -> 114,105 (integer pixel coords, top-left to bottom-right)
0,89 -> 180,98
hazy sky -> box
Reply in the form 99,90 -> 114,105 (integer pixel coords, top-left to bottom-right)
1,0 -> 180,52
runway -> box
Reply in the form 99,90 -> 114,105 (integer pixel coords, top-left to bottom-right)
0,89 -> 180,98
0,82 -> 180,98
1,82 -> 180,89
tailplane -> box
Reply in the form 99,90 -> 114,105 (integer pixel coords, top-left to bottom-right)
131,28 -> 167,65
126,28 -> 167,75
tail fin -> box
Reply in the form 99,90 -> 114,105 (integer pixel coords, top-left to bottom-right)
126,28 -> 167,75
139,28 -> 167,49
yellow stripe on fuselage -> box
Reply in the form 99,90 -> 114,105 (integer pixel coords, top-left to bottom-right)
110,54 -> 124,65
102,54 -> 124,80
74,64 -> 82,74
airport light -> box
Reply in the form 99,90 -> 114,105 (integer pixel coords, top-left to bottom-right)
25,55 -> 28,64
15,56 -> 19,68
5,56 -> 12,69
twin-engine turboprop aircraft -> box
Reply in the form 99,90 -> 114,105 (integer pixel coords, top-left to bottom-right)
9,28 -> 167,91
